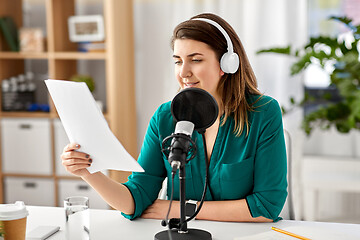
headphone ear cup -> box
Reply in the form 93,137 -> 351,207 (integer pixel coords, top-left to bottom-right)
220,52 -> 239,74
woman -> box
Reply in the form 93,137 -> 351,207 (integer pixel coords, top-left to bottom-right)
61,13 -> 287,222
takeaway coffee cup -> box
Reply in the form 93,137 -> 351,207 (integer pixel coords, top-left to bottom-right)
0,201 -> 28,240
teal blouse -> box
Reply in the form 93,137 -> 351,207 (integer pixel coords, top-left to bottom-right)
122,95 -> 287,221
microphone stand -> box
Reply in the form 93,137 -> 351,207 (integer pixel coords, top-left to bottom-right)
155,131 -> 212,240
179,163 -> 187,233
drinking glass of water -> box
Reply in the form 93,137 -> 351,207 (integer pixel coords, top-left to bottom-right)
64,196 -> 90,240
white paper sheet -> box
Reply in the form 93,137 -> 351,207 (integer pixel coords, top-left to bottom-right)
45,80 -> 144,174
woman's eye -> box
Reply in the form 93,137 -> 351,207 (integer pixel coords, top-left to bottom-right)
192,59 -> 202,62
174,61 -> 182,65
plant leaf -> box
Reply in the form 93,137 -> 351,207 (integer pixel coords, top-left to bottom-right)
305,36 -> 339,55
256,46 -> 291,55
329,16 -> 356,32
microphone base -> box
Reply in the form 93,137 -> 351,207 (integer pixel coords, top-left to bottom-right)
154,228 -> 212,240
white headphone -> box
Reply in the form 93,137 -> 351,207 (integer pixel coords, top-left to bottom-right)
193,18 -> 239,74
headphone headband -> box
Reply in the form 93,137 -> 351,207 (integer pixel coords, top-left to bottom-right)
192,18 -> 234,53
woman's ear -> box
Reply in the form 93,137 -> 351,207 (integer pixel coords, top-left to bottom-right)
220,69 -> 225,76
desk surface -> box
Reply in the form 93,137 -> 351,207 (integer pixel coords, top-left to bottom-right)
26,206 -> 360,240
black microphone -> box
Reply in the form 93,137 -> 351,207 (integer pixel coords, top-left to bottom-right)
162,88 -> 219,171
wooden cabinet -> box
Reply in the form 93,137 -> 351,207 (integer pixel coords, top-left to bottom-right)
0,0 -> 137,206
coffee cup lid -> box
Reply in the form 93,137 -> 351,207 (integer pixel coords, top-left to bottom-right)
0,201 -> 29,221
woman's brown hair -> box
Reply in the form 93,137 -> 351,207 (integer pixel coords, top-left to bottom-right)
171,13 -> 262,136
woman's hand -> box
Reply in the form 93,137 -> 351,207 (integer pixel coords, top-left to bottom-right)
61,143 -> 92,177
141,199 -> 180,219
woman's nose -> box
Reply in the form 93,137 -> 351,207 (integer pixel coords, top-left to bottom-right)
179,63 -> 192,78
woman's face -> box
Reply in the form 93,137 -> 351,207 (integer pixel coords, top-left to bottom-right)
173,39 -> 224,101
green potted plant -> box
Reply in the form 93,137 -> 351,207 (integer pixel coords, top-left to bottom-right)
257,16 -> 360,135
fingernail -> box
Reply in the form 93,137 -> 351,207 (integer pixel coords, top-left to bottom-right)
89,159 -> 92,163
75,144 -> 80,148
85,154 -> 90,158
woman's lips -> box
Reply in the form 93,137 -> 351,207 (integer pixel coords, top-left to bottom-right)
184,82 -> 199,88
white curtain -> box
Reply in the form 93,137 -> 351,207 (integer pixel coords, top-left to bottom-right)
133,0 -> 307,220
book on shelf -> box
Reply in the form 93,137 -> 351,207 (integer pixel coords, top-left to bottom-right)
77,41 -> 105,52
0,16 -> 19,51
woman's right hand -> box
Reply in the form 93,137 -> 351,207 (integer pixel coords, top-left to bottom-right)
61,143 -> 92,177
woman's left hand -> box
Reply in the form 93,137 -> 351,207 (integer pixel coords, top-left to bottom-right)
141,199 -> 180,219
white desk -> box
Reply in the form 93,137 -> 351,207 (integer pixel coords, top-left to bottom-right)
26,206 -> 360,240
